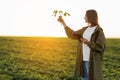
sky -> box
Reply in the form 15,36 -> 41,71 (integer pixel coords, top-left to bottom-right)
0,0 -> 120,38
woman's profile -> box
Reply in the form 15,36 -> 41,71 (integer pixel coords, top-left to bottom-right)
57,9 -> 106,80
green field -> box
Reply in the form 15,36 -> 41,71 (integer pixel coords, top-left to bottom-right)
0,36 -> 120,80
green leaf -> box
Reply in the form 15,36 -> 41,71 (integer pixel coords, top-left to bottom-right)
64,12 -> 67,16
66,12 -> 70,16
52,10 -> 70,17
59,11 -> 63,14
53,10 -> 58,16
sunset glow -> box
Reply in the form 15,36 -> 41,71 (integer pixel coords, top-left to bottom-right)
0,0 -> 120,38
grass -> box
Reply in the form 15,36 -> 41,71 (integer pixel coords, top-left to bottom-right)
0,36 -> 120,80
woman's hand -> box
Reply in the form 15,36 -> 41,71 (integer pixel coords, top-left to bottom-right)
57,16 -> 67,27
80,38 -> 89,44
57,16 -> 64,24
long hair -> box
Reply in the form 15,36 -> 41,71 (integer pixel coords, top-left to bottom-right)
85,9 -> 99,26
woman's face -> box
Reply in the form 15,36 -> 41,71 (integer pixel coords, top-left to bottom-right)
84,16 -> 88,23
84,14 -> 91,26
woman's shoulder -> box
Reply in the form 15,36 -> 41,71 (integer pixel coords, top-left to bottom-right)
95,25 -> 104,31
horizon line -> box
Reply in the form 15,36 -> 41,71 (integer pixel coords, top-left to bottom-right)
0,35 -> 120,39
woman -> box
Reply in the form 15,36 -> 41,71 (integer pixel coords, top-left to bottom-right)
57,9 -> 106,80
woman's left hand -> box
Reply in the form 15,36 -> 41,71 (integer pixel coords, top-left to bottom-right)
80,38 -> 89,44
